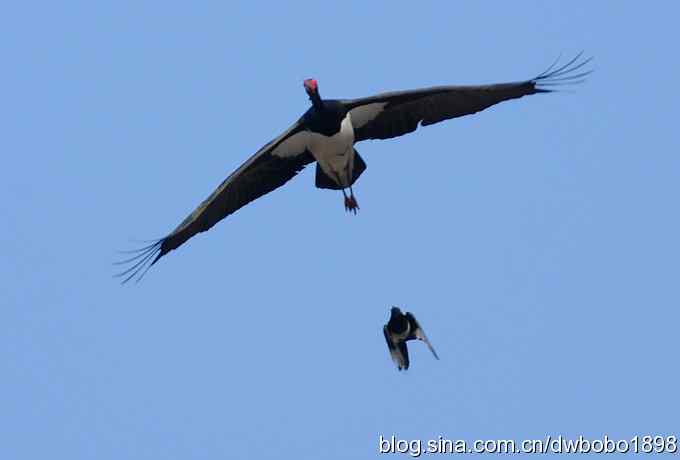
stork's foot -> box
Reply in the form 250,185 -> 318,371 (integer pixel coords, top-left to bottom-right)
344,195 -> 360,214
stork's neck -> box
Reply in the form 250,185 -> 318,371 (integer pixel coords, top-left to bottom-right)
309,91 -> 323,110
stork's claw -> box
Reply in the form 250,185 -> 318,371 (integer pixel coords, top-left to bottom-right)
344,195 -> 359,214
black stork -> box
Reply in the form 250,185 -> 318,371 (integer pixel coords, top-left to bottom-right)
383,307 -> 439,371
117,53 -> 591,282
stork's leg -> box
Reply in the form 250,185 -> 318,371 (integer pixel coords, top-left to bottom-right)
348,185 -> 360,213
341,188 -> 355,214
333,171 -> 358,215
343,188 -> 359,214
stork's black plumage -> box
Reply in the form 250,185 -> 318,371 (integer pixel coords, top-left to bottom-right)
116,54 -> 591,282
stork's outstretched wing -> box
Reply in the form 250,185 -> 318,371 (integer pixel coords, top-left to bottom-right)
345,53 -> 592,141
116,121 -> 314,283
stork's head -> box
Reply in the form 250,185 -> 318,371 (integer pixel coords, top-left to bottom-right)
303,78 -> 318,97
390,306 -> 402,318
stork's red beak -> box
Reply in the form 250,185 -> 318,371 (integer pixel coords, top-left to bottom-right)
303,78 -> 318,94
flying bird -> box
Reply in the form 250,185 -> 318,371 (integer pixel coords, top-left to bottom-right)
383,307 -> 439,371
117,53 -> 591,282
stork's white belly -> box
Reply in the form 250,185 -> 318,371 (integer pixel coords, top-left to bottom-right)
308,113 -> 355,187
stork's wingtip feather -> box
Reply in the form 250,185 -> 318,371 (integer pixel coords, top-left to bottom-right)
149,249 -> 165,267
114,238 -> 165,284
533,53 -> 594,93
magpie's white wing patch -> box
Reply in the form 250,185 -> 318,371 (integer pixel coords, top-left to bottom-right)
406,312 -> 439,360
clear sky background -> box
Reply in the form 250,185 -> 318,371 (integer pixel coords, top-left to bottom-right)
2,2 -> 679,459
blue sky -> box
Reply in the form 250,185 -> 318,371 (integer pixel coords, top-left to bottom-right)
2,1 -> 679,458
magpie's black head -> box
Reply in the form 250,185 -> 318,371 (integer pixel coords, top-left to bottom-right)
387,306 -> 408,335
